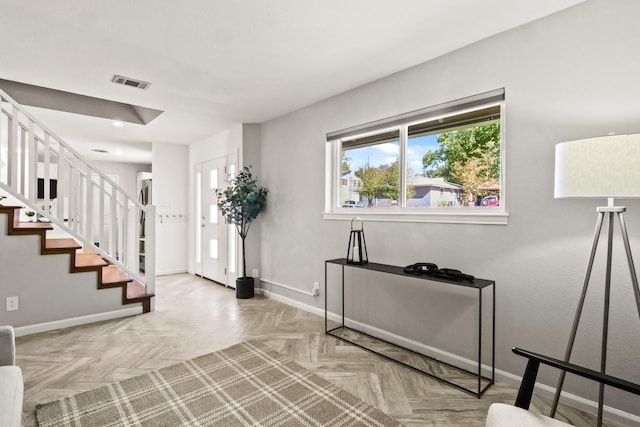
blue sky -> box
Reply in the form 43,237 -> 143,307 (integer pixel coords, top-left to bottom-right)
344,134 -> 440,176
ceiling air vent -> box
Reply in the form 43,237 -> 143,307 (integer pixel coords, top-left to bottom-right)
111,75 -> 150,90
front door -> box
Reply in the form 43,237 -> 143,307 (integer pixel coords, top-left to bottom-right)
201,157 -> 228,284
196,154 -> 238,286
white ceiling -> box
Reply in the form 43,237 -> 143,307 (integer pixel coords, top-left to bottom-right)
1,0 -> 585,164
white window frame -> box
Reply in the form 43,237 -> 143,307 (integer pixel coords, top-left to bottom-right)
324,89 -> 508,225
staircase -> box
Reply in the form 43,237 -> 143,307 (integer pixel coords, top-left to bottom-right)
0,87 -> 155,321
0,205 -> 153,312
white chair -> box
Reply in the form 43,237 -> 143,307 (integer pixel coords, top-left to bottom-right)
486,347 -> 640,427
0,325 -> 23,427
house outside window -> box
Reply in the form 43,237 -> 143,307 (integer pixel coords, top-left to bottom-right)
340,170 -> 363,206
325,89 -> 507,224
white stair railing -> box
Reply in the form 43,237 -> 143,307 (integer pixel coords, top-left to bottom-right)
0,88 -> 155,297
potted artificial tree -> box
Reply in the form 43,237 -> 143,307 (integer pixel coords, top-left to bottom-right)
216,166 -> 268,299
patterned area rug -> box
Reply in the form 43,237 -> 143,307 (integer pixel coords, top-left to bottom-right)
36,341 -> 402,426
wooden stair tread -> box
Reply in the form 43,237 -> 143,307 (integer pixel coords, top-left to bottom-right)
45,238 -> 81,251
127,280 -> 153,299
102,265 -> 131,285
13,222 -> 54,231
75,253 -> 108,269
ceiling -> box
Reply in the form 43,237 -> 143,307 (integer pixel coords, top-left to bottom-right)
0,0 -> 585,164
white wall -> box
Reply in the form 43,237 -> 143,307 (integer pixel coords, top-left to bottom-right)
89,160 -> 150,198
187,124 -> 242,276
256,0 -> 640,420
152,142 -> 188,275
186,124 -> 263,283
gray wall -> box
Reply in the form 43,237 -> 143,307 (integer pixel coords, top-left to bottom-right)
0,214 -> 132,328
256,0 -> 640,418
242,124 -> 263,280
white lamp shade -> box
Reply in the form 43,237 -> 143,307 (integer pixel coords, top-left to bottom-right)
554,134 -> 640,198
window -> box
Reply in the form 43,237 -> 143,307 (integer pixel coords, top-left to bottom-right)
341,129 -> 400,209
325,89 -> 507,224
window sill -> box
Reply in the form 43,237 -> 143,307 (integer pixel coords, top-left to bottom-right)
322,209 -> 508,225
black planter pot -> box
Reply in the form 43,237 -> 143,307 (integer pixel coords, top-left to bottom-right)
235,277 -> 255,299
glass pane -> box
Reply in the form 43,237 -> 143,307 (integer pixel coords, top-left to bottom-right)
340,132 -> 400,209
407,120 -> 500,208
229,163 -> 236,178
209,204 -> 218,224
195,172 -> 201,264
209,238 -> 218,259
209,169 -> 218,189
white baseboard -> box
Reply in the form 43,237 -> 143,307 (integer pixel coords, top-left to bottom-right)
261,284 -> 640,427
259,287 -> 324,317
14,307 -> 143,337
156,268 -> 188,276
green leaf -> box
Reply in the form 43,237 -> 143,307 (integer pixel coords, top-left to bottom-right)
215,166 -> 268,239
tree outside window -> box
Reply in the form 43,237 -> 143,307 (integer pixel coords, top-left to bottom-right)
419,122 -> 500,206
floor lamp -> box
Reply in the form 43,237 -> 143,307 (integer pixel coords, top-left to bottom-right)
552,134 -> 640,426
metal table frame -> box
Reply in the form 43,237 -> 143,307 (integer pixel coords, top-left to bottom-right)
324,258 -> 495,398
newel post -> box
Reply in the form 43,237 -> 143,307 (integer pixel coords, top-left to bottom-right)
145,204 -> 157,310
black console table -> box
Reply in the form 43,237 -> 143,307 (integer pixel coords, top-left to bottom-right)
324,258 -> 495,398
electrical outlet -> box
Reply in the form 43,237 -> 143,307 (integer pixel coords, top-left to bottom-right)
312,282 -> 320,297
252,268 -> 259,278
6,296 -> 19,312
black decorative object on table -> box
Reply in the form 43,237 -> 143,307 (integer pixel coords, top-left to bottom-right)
346,217 -> 368,265
403,262 -> 475,281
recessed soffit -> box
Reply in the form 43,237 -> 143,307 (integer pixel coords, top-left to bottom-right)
0,78 -> 163,125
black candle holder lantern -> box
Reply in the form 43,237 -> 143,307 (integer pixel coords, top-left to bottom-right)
346,217 -> 368,265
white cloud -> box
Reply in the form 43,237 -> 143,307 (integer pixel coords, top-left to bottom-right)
374,143 -> 399,154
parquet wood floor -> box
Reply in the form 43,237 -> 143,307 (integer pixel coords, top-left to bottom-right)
16,273 -> 623,426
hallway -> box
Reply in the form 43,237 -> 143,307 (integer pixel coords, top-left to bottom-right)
17,274 -> 613,426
